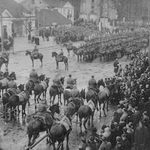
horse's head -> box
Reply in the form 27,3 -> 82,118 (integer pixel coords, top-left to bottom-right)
38,74 -> 45,81
18,84 -> 24,91
25,50 -> 31,56
3,71 -> 9,78
49,103 -> 60,114
80,88 -> 86,99
9,72 -> 16,80
45,77 -> 50,86
52,52 -> 57,57
60,77 -> 65,85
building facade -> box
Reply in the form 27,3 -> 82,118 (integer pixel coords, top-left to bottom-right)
80,0 -> 117,22
54,2 -> 74,22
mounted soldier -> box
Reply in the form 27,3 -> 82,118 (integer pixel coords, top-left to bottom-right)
52,74 -> 63,93
29,69 -> 39,83
88,75 -> 98,93
32,45 -> 39,57
114,58 -> 119,75
66,74 -> 75,89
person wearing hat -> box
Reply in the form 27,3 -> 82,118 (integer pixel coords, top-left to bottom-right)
7,76 -> 17,89
66,74 -> 74,89
53,73 -> 63,93
32,45 -> 39,57
29,69 -> 38,83
88,75 -> 97,92
114,136 -> 123,150
99,136 -> 112,150
121,134 -> 131,150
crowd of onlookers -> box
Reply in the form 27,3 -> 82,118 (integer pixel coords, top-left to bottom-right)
97,51 -> 150,150
81,51 -> 150,150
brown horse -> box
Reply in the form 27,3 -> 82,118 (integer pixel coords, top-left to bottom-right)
2,84 -> 24,119
34,77 -> 50,109
78,97 -> 97,134
8,89 -> 31,119
49,77 -> 65,105
49,98 -> 83,150
25,50 -> 43,67
52,52 -> 68,70
26,103 -> 60,146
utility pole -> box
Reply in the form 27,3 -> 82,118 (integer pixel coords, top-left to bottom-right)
0,12 -> 3,52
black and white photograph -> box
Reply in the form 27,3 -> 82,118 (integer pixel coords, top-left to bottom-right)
0,0 -> 150,150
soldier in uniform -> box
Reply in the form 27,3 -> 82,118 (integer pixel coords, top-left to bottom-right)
53,74 -> 63,93
114,58 -> 119,75
66,74 -> 74,89
88,75 -> 98,92
29,69 -> 38,83
32,45 -> 39,57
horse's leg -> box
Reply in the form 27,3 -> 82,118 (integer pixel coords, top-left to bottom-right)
34,94 -> 37,110
31,133 -> 39,146
91,112 -> 94,127
59,93 -> 62,105
83,117 -> 88,131
99,103 -> 101,118
107,98 -> 109,112
56,62 -> 58,69
79,117 -> 82,134
66,133 -> 70,150
32,59 -> 34,67
22,104 -> 26,116
53,95 -> 55,105
103,102 -> 106,117
52,143 -> 56,150
41,59 -> 43,67
28,133 -> 32,146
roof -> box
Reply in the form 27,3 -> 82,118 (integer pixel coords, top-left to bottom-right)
38,9 -> 71,27
0,0 -> 28,18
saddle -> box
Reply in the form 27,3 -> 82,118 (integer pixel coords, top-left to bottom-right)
33,112 -> 52,126
40,81 -> 47,90
87,100 -> 95,112
57,55 -> 63,61
17,91 -> 29,102
59,116 -> 72,132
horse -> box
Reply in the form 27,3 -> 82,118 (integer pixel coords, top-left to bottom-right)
52,52 -> 68,70
63,79 -> 78,105
26,103 -> 60,146
25,80 -> 35,95
0,53 -> 9,71
33,77 -> 50,109
8,89 -> 31,119
0,72 -> 17,95
48,98 -> 83,150
2,84 -> 24,119
49,77 -> 65,106
25,50 -> 43,67
78,97 -> 97,134
98,85 -> 110,117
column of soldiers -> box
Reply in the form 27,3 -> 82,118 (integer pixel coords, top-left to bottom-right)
75,31 -> 149,62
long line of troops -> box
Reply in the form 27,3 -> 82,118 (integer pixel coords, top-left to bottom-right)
72,31 -> 149,62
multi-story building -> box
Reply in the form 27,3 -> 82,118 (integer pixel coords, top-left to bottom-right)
80,0 -> 117,22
